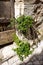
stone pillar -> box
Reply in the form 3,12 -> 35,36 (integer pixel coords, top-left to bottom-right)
15,0 -> 24,18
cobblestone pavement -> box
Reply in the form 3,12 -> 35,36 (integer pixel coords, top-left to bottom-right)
0,40 -> 43,65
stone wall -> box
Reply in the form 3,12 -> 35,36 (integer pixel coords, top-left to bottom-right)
24,3 -> 35,16
15,0 -> 43,23
0,0 -> 43,20
0,1 -> 10,18
24,0 -> 43,19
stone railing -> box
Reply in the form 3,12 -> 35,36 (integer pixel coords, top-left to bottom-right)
0,29 -> 15,45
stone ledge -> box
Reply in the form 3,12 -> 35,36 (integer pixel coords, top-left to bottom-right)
0,29 -> 15,45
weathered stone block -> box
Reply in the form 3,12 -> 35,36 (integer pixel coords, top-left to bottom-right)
0,29 -> 15,45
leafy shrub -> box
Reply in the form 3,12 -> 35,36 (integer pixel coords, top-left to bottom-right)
13,33 -> 33,61
11,15 -> 34,60
16,15 -> 34,34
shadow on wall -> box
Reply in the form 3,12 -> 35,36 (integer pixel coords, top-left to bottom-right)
0,1 -> 11,18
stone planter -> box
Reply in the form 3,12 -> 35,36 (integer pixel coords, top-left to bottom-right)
0,29 -> 15,45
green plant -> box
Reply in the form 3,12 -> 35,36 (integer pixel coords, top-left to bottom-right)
13,33 -> 21,45
13,33 -> 33,61
8,18 -> 15,28
12,15 -> 34,60
16,15 -> 34,34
